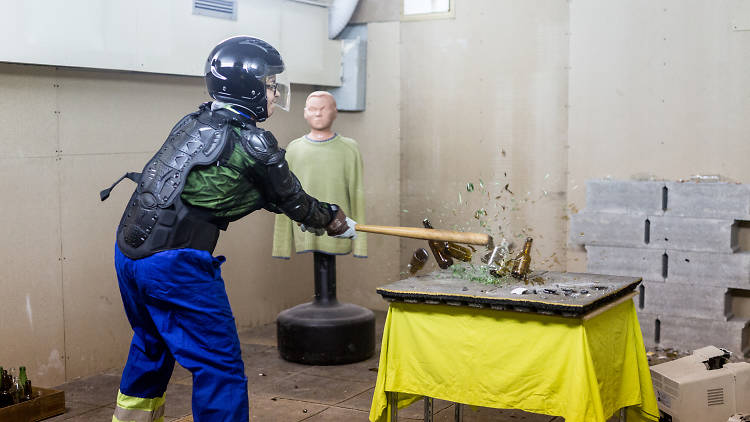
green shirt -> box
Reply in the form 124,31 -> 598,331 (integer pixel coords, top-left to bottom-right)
180,128 -> 264,221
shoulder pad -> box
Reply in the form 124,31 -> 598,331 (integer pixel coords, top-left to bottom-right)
239,128 -> 284,164
168,113 -> 197,136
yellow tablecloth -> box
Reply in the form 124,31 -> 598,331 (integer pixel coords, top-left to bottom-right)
369,300 -> 658,422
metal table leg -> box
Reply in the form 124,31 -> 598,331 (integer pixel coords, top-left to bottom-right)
388,392 -> 398,422
454,403 -> 463,421
424,397 -> 434,422
620,407 -> 627,421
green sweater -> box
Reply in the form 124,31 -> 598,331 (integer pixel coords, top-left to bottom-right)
272,134 -> 367,258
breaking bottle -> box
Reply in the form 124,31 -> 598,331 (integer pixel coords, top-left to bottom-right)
422,219 -> 453,269
408,248 -> 429,274
511,237 -> 533,279
445,242 -> 472,262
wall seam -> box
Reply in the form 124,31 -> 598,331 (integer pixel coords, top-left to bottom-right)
53,67 -> 68,381
563,0 -> 573,272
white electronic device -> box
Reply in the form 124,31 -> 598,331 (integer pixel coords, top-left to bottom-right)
651,346 -> 750,422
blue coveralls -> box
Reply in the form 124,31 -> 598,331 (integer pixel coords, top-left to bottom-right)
113,245 -> 248,422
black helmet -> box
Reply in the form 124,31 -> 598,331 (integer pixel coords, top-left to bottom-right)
205,36 -> 289,122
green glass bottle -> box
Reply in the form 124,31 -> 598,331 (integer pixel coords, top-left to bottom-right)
18,367 -> 26,387
19,367 -> 30,401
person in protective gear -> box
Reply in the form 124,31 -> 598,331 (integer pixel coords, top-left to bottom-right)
102,36 -> 356,422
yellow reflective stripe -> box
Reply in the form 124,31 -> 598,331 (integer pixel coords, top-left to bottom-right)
113,390 -> 166,422
116,390 -> 166,411
112,405 -> 165,422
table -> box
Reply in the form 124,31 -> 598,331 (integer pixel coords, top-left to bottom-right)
368,295 -> 658,422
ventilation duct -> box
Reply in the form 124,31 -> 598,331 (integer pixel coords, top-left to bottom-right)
328,0 -> 360,39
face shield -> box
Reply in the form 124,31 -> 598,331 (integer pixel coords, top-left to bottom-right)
265,73 -> 290,112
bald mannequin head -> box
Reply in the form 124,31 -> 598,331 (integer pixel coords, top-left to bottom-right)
304,91 -> 338,141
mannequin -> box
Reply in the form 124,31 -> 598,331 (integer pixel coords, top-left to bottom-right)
272,91 -> 367,258
273,91 -> 374,365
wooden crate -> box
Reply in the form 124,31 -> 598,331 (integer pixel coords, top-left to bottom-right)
0,387 -> 65,421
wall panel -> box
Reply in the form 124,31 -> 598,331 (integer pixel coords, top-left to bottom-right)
0,156 -> 65,386
0,64 -> 58,158
59,154 -> 147,379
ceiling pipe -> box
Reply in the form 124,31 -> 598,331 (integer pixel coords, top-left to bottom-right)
328,0 -> 360,39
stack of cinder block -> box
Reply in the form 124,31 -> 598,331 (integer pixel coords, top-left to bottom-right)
570,179 -> 750,357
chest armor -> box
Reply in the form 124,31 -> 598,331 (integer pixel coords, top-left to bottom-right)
116,108 -> 232,259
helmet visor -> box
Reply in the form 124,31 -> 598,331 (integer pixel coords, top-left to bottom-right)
266,73 -> 290,112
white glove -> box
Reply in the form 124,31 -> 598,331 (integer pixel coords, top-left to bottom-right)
333,217 -> 358,239
300,224 -> 325,236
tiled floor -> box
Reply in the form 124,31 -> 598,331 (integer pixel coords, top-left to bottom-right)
47,310 -> 613,421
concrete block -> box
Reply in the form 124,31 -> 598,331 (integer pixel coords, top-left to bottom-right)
586,245 -> 664,281
570,212 -> 648,247
667,251 -> 750,288
571,213 -> 735,252
585,179 -> 666,215
664,181 -> 750,219
649,216 -> 738,253
729,290 -> 750,320
636,280 -> 729,320
637,312 -> 749,357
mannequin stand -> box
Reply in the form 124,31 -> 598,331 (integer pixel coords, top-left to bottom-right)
277,252 -> 375,365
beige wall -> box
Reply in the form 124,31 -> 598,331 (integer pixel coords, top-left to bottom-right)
399,0 -> 570,271
566,0 -> 750,270
0,20 -> 399,387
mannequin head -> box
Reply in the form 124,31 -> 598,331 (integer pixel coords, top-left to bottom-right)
304,91 -> 338,139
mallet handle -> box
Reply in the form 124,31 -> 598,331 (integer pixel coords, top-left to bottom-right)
354,224 -> 490,246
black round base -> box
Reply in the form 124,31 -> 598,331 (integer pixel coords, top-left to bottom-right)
277,301 -> 375,365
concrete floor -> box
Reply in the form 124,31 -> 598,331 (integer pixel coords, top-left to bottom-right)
46,310 -> 614,421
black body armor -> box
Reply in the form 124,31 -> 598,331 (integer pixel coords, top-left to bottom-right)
236,128 -> 333,228
112,105 -> 231,259
102,104 -> 335,260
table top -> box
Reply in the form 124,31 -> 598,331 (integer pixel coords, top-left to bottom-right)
376,270 -> 642,317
